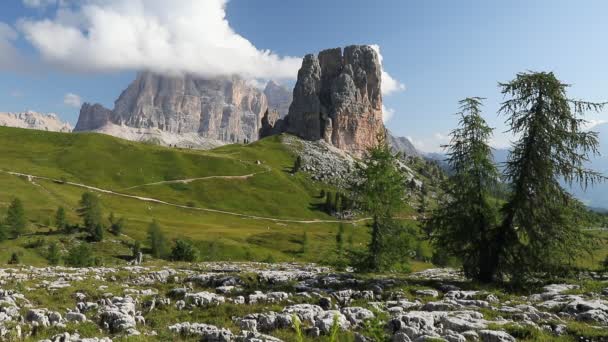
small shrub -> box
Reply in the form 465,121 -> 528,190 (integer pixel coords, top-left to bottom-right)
91,224 -> 104,242
292,315 -> 304,342
8,252 -> 20,265
329,314 -> 340,342
108,213 -> 124,236
47,242 -> 61,265
147,220 -> 168,259
65,244 -> 95,267
132,240 -> 142,257
170,239 -> 198,262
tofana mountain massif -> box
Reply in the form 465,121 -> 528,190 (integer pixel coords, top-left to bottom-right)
2,2 -> 608,342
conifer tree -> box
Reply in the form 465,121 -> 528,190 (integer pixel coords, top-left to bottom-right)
147,220 -> 168,259
496,71 -> 605,279
352,133 -> 407,271
6,198 -> 26,239
55,206 -> 67,231
426,98 -> 500,282
78,192 -> 103,237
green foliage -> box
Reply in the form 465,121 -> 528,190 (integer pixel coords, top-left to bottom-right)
426,97 -> 501,282
147,220 -> 168,259
292,155 -> 302,174
497,71 -> 606,280
91,224 -> 104,242
132,240 -> 142,257
6,198 -> 26,239
170,239 -> 198,262
329,314 -> 340,342
292,315 -> 304,342
55,206 -> 67,231
46,242 -> 61,266
351,133 -> 409,271
108,213 -> 125,236
8,252 -> 20,265
301,232 -> 309,254
0,221 -> 6,242
77,192 -> 103,239
65,244 -> 95,267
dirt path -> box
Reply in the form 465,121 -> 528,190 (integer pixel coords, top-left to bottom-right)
3,170 -> 370,225
121,173 -> 260,190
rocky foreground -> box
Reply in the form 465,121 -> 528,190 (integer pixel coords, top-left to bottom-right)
0,263 -> 607,341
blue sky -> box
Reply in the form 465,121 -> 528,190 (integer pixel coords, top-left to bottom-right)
1,0 -> 608,152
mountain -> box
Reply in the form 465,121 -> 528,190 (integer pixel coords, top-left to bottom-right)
387,132 -> 420,157
0,111 -> 72,132
264,80 -> 292,118
262,45 -> 384,157
75,73 -> 291,148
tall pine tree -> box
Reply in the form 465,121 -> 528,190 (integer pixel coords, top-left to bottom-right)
426,98 -> 501,282
6,198 -> 26,239
497,71 -> 605,280
78,192 -> 103,238
352,133 -> 407,271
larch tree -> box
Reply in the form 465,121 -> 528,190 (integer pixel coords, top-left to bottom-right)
426,97 -> 501,282
6,198 -> 26,239
352,133 -> 408,271
496,71 -> 605,280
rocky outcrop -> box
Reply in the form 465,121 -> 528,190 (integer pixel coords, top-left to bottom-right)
0,111 -> 72,132
74,104 -> 113,131
258,109 -> 284,139
388,131 -> 420,157
264,80 -> 292,118
75,73 -> 294,148
267,45 -> 384,157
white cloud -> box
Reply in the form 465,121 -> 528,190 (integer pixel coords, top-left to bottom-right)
370,45 -> 405,96
0,22 -> 23,71
382,105 -> 395,123
583,119 -> 608,131
22,0 -> 59,8
63,92 -> 82,108
19,0 -> 302,80
406,132 -> 451,153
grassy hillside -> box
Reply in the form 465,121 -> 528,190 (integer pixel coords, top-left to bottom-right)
0,127 -> 387,266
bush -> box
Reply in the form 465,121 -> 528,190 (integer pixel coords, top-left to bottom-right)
108,213 -> 124,236
170,239 -> 198,262
47,242 -> 61,265
132,240 -> 142,257
8,252 -> 20,265
91,224 -> 104,242
55,206 -> 67,231
147,220 -> 168,259
65,244 -> 95,267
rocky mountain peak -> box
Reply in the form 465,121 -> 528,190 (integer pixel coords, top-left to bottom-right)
74,72 -> 293,148
262,45 -> 384,157
263,80 -> 292,118
0,111 -> 72,132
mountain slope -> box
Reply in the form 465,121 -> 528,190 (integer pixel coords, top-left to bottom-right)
0,126 -> 377,263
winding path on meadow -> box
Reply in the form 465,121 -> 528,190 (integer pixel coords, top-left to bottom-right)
2,170 -> 373,224
120,172 -> 261,190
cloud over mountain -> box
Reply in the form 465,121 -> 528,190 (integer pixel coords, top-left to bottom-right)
19,0 -> 302,79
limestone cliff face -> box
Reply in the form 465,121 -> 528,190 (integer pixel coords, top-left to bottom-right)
0,111 -> 72,132
111,72 -> 267,143
74,104 -> 113,132
264,80 -> 292,118
279,45 -> 384,156
75,73 -> 293,146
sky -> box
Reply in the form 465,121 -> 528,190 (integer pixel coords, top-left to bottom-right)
1,0 -> 608,153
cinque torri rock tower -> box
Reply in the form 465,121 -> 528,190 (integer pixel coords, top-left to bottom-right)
264,45 -> 384,157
